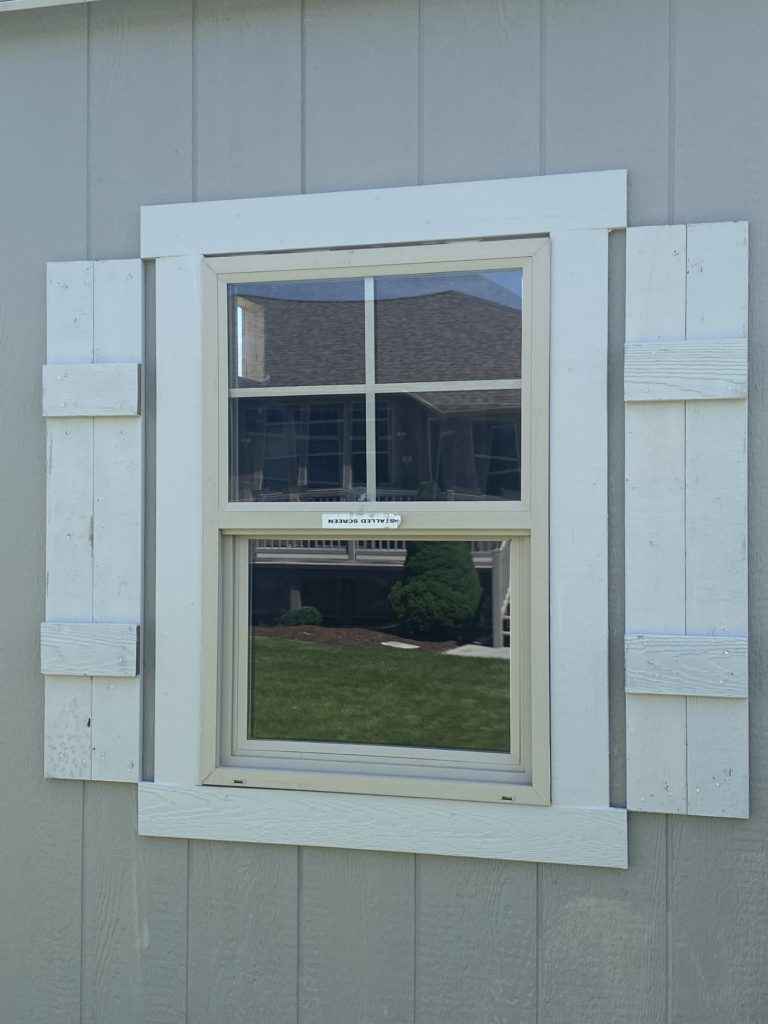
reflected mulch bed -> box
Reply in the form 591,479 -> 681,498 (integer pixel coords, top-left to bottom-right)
252,624 -> 457,652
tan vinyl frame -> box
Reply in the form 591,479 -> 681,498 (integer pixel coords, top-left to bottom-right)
199,237 -> 551,804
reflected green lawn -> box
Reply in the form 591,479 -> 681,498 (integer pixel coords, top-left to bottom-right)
249,636 -> 510,752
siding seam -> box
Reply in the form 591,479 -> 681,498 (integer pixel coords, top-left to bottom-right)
538,0 -> 546,175
300,0 -> 306,195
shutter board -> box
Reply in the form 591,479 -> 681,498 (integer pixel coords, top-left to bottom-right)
44,260 -> 143,783
625,222 -> 749,818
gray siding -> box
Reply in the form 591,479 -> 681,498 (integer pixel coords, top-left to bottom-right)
0,1 -> 766,1022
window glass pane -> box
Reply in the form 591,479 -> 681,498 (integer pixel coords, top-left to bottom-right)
375,390 -> 521,501
228,279 -> 365,388
247,538 -> 514,753
231,396 -> 366,501
374,270 -> 522,384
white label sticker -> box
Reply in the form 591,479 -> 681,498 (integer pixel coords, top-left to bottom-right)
322,512 -> 402,530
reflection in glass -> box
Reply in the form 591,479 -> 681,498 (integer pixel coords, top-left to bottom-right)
375,391 -> 521,501
231,396 -> 366,501
375,270 -> 522,383
247,538 -> 513,752
228,279 -> 365,388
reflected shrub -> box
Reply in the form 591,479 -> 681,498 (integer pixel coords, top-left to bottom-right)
278,606 -> 323,626
389,541 -> 481,638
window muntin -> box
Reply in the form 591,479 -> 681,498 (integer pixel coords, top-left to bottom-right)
227,264 -> 524,504
209,239 -> 549,804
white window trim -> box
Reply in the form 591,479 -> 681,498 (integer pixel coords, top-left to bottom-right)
142,170 -> 628,868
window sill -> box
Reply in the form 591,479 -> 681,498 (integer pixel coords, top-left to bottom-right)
138,782 -> 628,868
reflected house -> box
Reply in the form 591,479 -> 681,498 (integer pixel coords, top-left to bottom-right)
250,538 -> 513,650
231,281 -> 522,502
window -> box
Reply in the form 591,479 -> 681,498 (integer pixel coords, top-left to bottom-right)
207,240 -> 550,803
145,171 -> 627,866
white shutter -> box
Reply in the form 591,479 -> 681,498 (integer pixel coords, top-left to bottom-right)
625,222 -> 749,817
43,260 -> 143,782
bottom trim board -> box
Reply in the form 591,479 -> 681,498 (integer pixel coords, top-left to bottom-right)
138,783 -> 628,868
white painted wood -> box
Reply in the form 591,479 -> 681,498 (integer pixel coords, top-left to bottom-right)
624,338 -> 747,401
42,363 -> 140,417
154,255 -> 205,786
686,698 -> 749,818
141,169 -> 628,258
625,634 -> 748,698
625,402 -> 686,634
138,784 -> 628,868
150,183 -> 622,862
625,222 -> 749,818
44,258 -> 143,782
626,694 -> 687,814
93,258 -> 144,362
549,229 -> 609,808
91,679 -> 142,783
40,622 -> 138,677
0,0 -> 100,10
43,678 -> 92,781
625,224 -> 686,342
625,225 -> 688,814
686,222 -> 748,340
682,222 -> 749,818
46,261 -> 94,364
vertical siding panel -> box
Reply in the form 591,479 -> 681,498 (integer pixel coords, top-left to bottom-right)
300,849 -> 415,1024
543,0 -> 670,224
299,7 -> 419,1020
669,3 -> 768,1021
304,0 -> 419,192
540,817 -> 666,1024
420,0 -> 540,184
88,0 -> 195,258
415,6 -> 541,1020
81,2 -> 194,1021
0,8 -> 87,1023
187,842 -> 299,1024
194,0 -> 302,201
541,4 -> 670,1019
81,785 -> 187,1024
189,8 -> 305,1022
415,857 -> 537,1024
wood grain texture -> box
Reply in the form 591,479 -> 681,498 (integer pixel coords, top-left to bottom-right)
421,0 -> 540,184
415,856 -> 537,1024
89,0 -> 193,258
0,9 -> 87,1019
138,784 -> 629,867
624,338 -> 747,400
627,694 -> 687,814
303,0 -> 418,193
670,4 -> 765,1017
43,362 -> 140,416
194,0 -> 301,201
300,848 -> 414,1024
91,680 -> 141,782
625,634 -> 748,698
140,170 -> 628,259
540,813 -> 667,1024
549,229 -> 610,806
81,784 -> 187,1024
543,0 -> 670,224
187,842 -> 298,1024
625,222 -> 750,818
41,622 -> 138,677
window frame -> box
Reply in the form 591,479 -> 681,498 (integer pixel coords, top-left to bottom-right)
206,238 -> 549,804
143,170 -> 628,867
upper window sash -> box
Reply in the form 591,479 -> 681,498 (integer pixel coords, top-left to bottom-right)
205,238 -> 549,536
